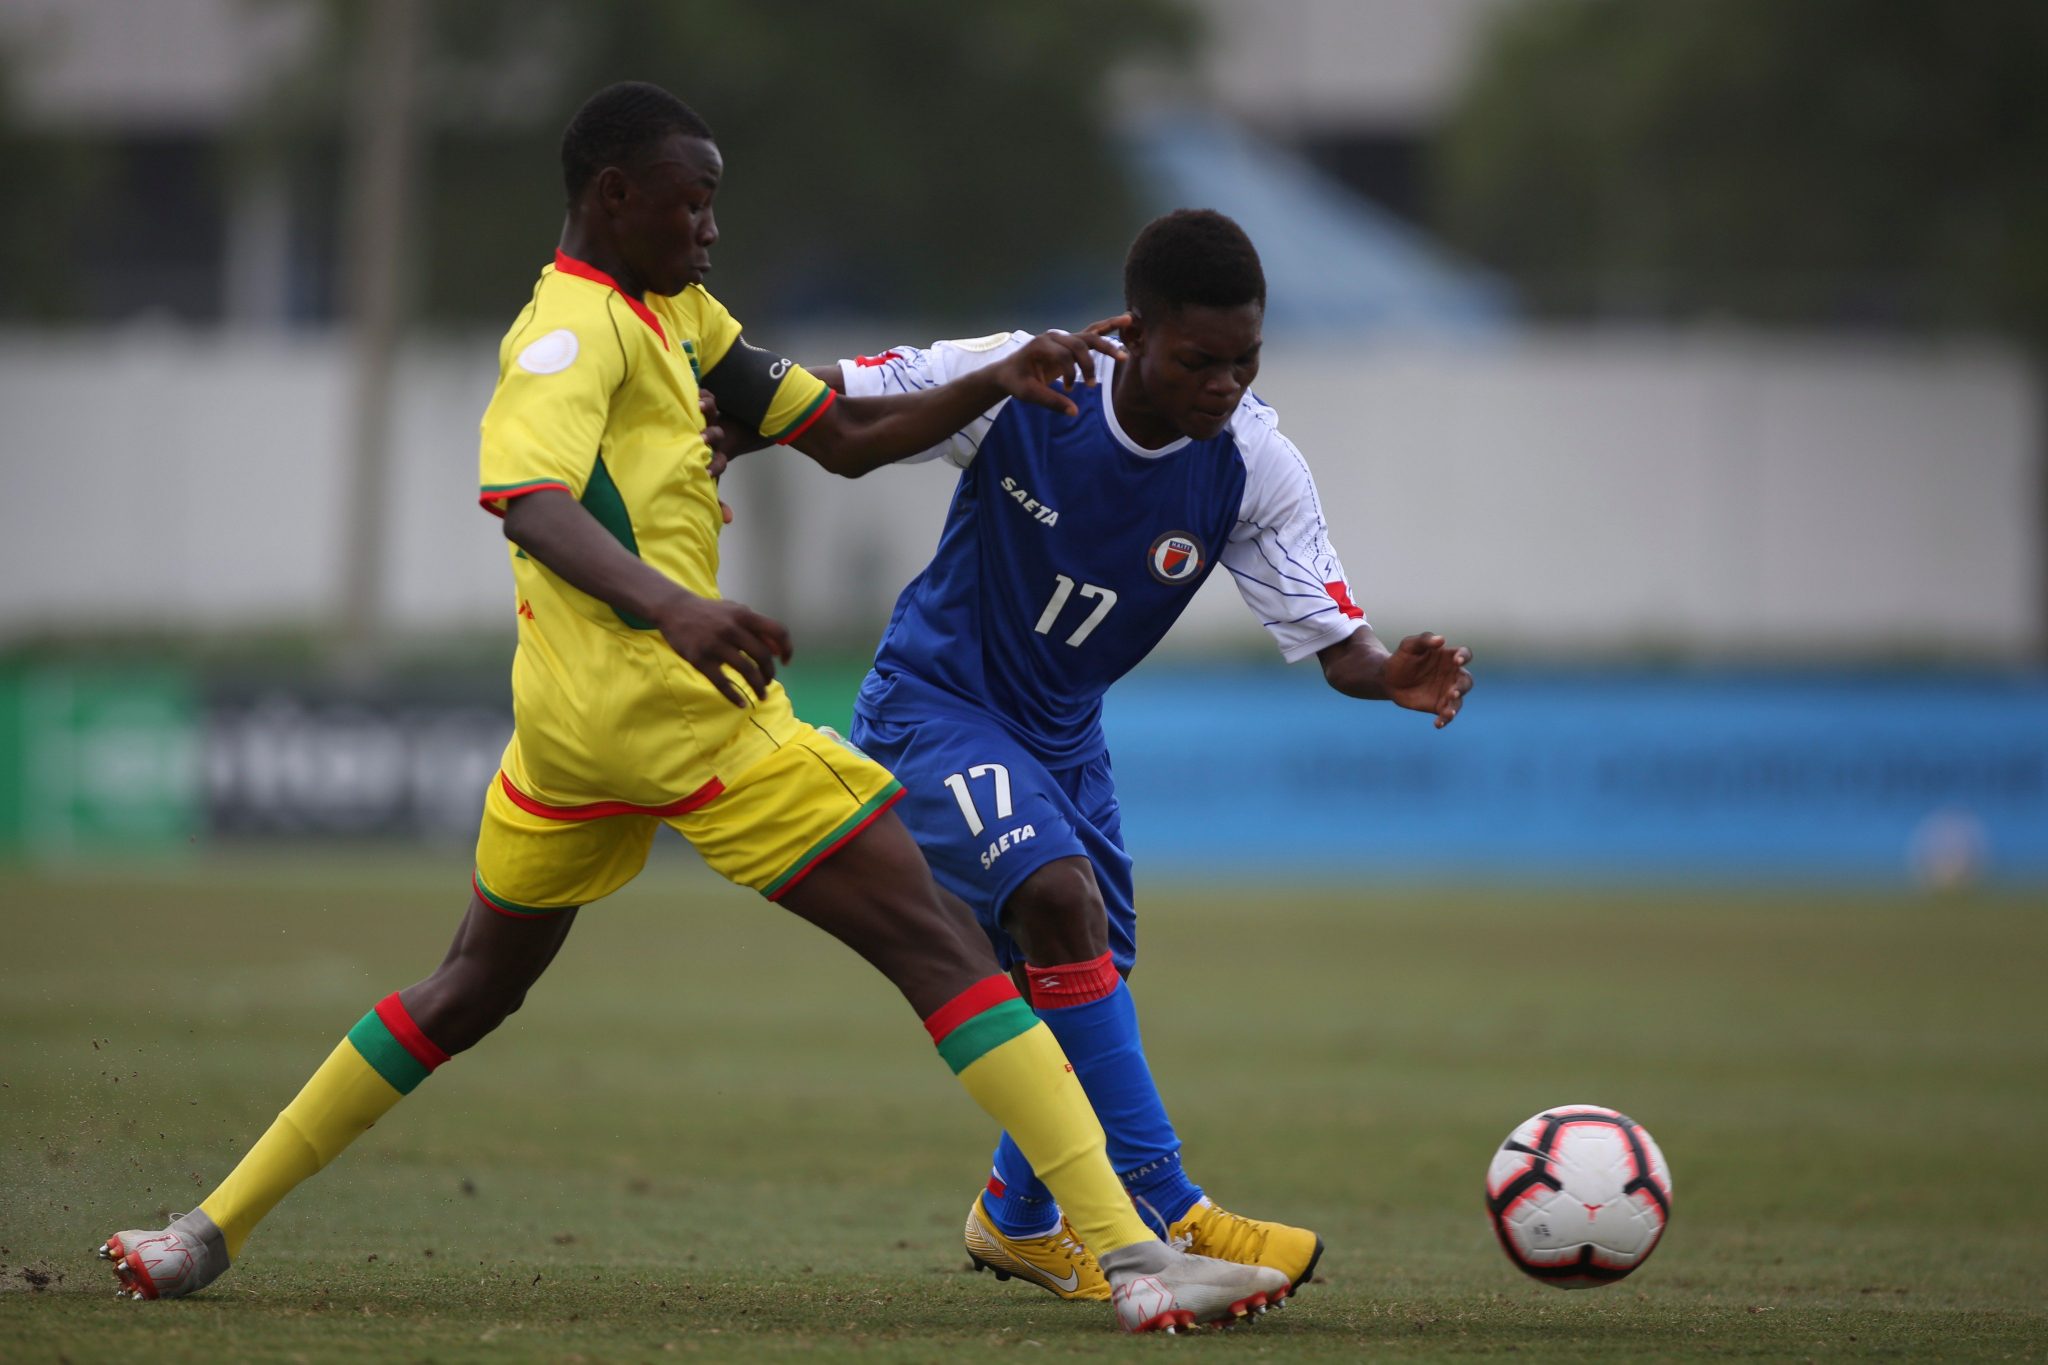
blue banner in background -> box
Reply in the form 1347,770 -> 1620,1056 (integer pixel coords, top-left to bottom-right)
1102,670 -> 2048,885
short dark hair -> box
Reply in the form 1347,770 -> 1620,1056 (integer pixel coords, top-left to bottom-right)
561,81 -> 713,200
1123,209 -> 1266,320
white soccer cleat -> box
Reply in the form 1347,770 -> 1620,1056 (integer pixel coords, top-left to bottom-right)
1105,1244 -> 1291,1333
98,1210 -> 228,1300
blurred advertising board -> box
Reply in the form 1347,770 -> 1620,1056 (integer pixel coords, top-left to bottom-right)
1106,668 -> 2048,886
0,664 -> 201,852
0,663 -> 509,853
202,680 -> 510,840
4,662 -> 2044,885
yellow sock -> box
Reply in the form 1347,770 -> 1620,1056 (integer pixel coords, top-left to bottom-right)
199,994 -> 447,1259
925,976 -> 1154,1256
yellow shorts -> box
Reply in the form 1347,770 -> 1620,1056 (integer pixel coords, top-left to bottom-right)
471,701 -> 902,914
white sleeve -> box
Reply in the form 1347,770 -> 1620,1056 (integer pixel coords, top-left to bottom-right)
1219,402 -> 1370,663
836,331 -> 1030,468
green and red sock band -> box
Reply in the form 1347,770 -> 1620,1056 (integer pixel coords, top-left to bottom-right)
924,975 -> 1042,1075
345,993 -> 449,1095
1026,951 -> 1121,1009
761,782 -> 904,901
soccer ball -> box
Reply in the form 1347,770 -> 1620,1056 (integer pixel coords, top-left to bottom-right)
1485,1104 -> 1672,1288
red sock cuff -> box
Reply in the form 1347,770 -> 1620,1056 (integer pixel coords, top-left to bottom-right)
1025,952 -> 1121,1009
922,975 -> 1022,1045
374,992 -> 451,1071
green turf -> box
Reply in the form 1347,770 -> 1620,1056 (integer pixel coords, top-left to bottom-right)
2,851 -> 2044,1361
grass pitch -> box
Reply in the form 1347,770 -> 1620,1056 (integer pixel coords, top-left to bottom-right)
2,850 -> 2043,1362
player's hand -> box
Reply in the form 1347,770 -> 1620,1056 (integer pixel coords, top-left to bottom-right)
700,385 -> 775,472
1384,632 -> 1475,729
1082,313 -> 1132,339
700,390 -> 729,478
650,591 -> 793,707
993,329 -> 1128,418
697,391 -> 737,525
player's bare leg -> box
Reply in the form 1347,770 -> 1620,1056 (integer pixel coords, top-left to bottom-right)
102,895 -> 577,1300
978,857 -> 1323,1295
400,895 -> 580,1051
776,810 -> 998,1019
775,814 -> 1287,1330
1001,858 -> 1112,967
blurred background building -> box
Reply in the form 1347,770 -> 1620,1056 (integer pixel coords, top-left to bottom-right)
1,0 -> 2043,883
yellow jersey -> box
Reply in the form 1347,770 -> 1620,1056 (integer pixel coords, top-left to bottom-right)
475,251 -> 835,808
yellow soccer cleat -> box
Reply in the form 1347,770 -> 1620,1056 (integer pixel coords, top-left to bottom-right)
964,1192 -> 1112,1301
1167,1197 -> 1324,1294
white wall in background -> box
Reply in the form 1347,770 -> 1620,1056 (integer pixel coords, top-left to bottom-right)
1,329 -> 2037,659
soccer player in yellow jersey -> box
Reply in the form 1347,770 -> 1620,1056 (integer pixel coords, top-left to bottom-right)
96,82 -> 1288,1333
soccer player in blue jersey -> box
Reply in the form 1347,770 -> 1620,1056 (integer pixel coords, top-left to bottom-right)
793,209 -> 1475,1301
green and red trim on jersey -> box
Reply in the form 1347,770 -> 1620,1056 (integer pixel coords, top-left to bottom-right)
471,870 -> 575,920
497,770 -> 724,821
479,479 -> 575,517
760,781 -> 903,901
345,993 -> 449,1095
923,975 -> 1042,1076
765,387 -> 837,445
552,249 -> 668,349
1025,951 -> 1122,1009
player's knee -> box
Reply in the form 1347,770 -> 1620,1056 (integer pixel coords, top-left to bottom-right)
1003,858 -> 1108,964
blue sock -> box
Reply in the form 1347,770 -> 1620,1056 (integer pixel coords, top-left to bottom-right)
1119,1149 -> 1204,1236
983,1134 -> 1060,1238
1007,952 -> 1205,1236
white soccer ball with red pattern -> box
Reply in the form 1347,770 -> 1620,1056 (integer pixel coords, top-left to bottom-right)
1486,1104 -> 1672,1288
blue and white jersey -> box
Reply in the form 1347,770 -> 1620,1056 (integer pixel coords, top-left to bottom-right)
845,332 -> 1368,767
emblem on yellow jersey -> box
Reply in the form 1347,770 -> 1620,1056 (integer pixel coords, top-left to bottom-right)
516,328 -> 580,375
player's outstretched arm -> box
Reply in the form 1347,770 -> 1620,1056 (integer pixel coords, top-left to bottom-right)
790,330 -> 1126,478
501,489 -> 790,707
804,316 -> 1130,406
1318,628 -> 1475,728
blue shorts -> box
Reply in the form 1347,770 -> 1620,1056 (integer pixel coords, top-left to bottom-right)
851,709 -> 1137,973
